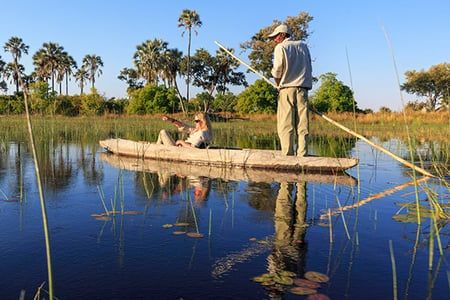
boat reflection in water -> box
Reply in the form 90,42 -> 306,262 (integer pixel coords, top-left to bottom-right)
99,152 -> 357,187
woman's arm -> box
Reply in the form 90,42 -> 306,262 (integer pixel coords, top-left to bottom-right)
162,115 -> 195,135
162,115 -> 183,128
175,140 -> 192,147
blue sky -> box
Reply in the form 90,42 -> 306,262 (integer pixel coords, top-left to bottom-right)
1,0 -> 448,111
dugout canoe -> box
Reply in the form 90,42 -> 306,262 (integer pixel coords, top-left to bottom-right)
99,138 -> 358,173
100,152 -> 357,186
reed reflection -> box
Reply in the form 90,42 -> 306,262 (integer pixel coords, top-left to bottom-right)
268,181 -> 308,277
158,173 -> 211,205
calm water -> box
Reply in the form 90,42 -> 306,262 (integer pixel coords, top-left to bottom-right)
0,137 -> 448,300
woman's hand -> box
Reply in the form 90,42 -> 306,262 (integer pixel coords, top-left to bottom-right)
175,140 -> 192,147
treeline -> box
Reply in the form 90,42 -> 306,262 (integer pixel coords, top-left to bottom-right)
1,9 -> 448,116
0,72 -> 364,116
0,80 -> 277,116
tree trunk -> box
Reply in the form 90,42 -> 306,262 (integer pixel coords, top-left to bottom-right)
173,77 -> 187,115
65,72 -> 69,96
15,77 -> 19,94
187,29 -> 191,103
51,74 -> 55,94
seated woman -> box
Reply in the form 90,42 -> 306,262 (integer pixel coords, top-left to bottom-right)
156,112 -> 213,148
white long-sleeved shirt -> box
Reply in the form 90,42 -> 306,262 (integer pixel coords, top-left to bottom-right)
271,38 -> 312,89
178,123 -> 210,147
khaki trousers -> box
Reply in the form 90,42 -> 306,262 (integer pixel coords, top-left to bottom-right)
156,129 -> 176,146
277,87 -> 309,156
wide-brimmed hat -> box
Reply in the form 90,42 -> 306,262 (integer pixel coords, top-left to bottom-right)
268,24 -> 291,38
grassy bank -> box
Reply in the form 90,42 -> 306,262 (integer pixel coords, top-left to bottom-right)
1,110 -> 448,143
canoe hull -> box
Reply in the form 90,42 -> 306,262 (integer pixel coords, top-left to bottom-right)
99,138 -> 358,173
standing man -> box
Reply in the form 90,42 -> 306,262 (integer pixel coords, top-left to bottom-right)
269,24 -> 312,156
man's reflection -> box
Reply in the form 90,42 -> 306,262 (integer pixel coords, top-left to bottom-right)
267,181 -> 308,276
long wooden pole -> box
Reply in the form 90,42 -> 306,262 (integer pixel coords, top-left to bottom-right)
215,41 -> 434,177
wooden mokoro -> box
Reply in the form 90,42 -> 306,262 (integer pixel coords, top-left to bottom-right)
100,152 -> 357,186
99,138 -> 358,173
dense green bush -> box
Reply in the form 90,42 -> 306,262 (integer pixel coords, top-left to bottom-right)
235,79 -> 277,114
0,95 -> 24,114
310,72 -> 358,113
126,84 -> 179,114
212,92 -> 237,113
81,88 -> 105,116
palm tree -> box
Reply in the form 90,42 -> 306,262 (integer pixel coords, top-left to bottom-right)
162,48 -> 186,113
0,55 -> 4,72
3,36 -> 29,93
57,54 -> 77,95
32,49 -> 49,82
55,50 -> 68,95
74,67 -> 89,95
4,63 -> 25,94
81,54 -> 103,89
32,42 -> 65,93
118,67 -> 143,94
133,39 -> 168,85
178,9 -> 202,103
0,55 -> 7,92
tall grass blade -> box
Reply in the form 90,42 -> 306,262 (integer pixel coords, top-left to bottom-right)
328,208 -> 333,244
336,196 -> 351,240
13,55 -> 54,299
208,208 -> 212,237
97,185 -> 109,215
389,240 -> 398,300
188,192 -> 200,233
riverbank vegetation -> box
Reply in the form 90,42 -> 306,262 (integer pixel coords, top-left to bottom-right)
1,111 -> 448,157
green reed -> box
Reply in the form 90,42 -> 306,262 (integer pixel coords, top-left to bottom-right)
381,23 -> 449,298
97,169 -> 126,215
389,240 -> 398,300
209,208 -> 212,237
12,70 -> 54,298
0,188 -> 9,201
188,191 -> 200,234
97,185 -> 109,216
0,115 -> 447,161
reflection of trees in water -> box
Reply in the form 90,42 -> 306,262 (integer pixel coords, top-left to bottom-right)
309,135 -> 356,157
13,144 -> 24,198
4,140 -> 104,194
246,182 -> 278,212
36,140 -> 75,191
211,178 -> 239,199
0,143 -> 24,198
132,171 -> 183,202
404,138 -> 448,163
78,145 -> 103,187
